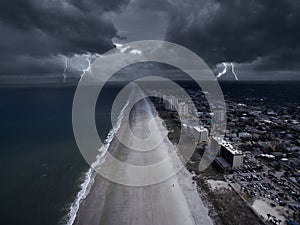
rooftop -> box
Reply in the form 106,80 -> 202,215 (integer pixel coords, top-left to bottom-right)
221,140 -> 243,155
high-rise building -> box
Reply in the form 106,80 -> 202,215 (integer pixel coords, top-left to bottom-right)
193,126 -> 209,142
178,102 -> 189,117
163,95 -> 178,110
212,138 -> 243,170
200,128 -> 209,142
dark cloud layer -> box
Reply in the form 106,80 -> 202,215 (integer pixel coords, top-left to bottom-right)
164,0 -> 300,70
1,0 -> 300,79
0,0 -> 129,75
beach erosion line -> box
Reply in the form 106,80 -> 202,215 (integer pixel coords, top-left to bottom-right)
64,100 -> 129,225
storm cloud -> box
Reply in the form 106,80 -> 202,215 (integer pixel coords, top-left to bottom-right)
164,0 -> 300,70
0,0 -> 129,75
1,0 -> 300,79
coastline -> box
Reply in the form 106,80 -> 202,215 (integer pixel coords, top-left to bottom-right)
70,94 -> 213,225
63,100 -> 129,225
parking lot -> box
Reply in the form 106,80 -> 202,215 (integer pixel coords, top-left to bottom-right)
227,157 -> 300,222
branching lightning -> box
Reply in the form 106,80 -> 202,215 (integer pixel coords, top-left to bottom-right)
216,62 -> 239,80
62,56 -> 68,83
231,62 -> 239,80
61,54 -> 94,82
74,55 -> 92,78
216,62 -> 228,78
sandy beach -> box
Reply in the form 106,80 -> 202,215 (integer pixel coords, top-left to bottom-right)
74,91 -> 213,225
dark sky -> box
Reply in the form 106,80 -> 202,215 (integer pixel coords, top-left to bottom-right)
1,0 -> 300,80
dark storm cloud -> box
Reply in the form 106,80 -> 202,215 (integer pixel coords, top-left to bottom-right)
2,0 -> 300,78
164,0 -> 300,70
0,0 -> 129,75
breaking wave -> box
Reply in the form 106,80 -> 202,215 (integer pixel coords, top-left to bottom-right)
64,101 -> 129,225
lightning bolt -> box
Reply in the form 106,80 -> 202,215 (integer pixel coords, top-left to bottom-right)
216,62 -> 239,80
62,56 -> 68,84
216,62 -> 228,78
74,55 -> 92,78
82,56 -> 91,74
231,62 -> 239,80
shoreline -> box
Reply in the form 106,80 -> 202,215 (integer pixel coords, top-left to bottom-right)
72,94 -> 213,225
63,100 -> 130,225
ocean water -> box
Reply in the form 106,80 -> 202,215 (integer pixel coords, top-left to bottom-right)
0,84 -> 122,225
219,81 -> 300,104
0,81 -> 299,225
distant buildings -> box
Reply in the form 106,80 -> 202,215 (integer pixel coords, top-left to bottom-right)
160,94 -> 210,143
194,126 -> 209,142
185,126 -> 209,143
163,95 -> 178,111
238,132 -> 252,139
213,110 -> 226,123
178,102 -> 189,117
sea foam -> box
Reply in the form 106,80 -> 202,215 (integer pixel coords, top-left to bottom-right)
64,101 -> 129,225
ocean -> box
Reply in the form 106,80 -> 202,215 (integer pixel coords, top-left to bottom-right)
0,84 -> 123,225
0,81 -> 299,225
